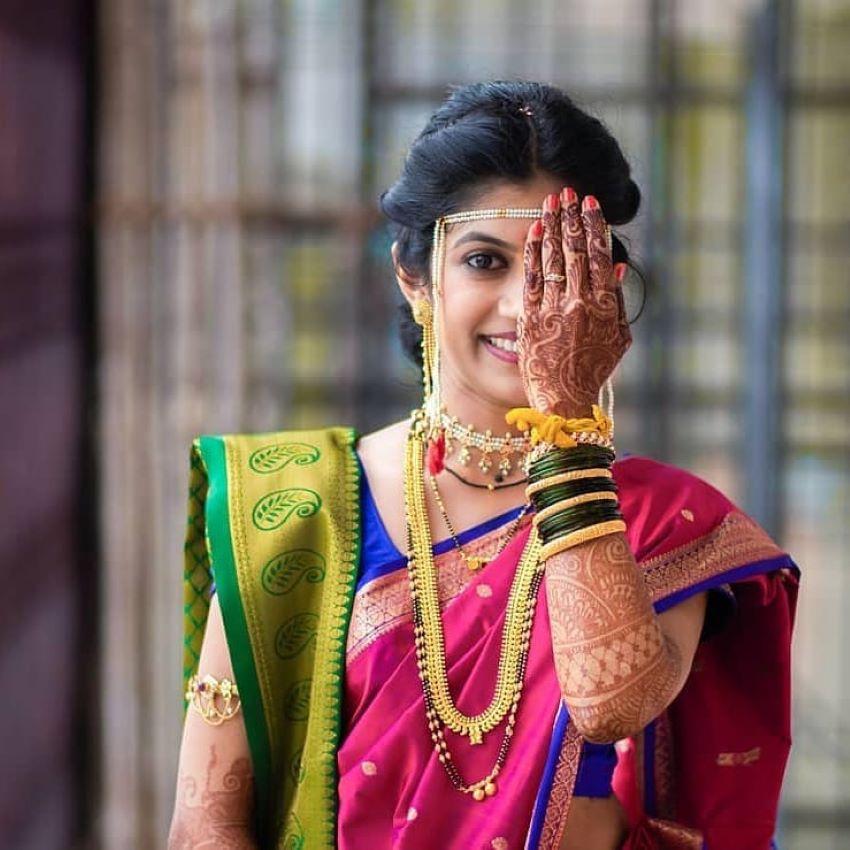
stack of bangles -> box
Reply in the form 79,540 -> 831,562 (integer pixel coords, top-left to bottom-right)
525,442 -> 626,561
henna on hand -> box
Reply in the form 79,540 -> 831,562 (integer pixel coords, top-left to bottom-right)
544,532 -> 689,743
168,745 -> 257,849
516,188 -> 631,418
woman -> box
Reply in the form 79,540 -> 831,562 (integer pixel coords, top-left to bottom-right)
169,81 -> 799,850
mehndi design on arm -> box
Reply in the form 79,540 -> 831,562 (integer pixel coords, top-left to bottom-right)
169,745 -> 256,849
544,532 -> 684,742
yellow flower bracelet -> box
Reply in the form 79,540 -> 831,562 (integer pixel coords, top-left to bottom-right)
505,404 -> 613,448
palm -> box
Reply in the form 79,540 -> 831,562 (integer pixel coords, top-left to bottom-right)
516,189 -> 631,418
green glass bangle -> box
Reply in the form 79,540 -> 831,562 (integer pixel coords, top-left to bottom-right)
537,504 -> 624,541
529,444 -> 614,473
529,455 -> 612,478
538,506 -> 623,541
530,443 -> 614,466
538,514 -> 625,546
531,479 -> 619,511
537,501 -> 624,534
528,447 -> 615,482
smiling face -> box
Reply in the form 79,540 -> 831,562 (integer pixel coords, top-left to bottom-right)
395,173 -> 565,423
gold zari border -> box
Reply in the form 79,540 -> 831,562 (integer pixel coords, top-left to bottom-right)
640,510 -> 783,604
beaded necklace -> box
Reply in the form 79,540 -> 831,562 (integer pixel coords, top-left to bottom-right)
427,470 -> 531,571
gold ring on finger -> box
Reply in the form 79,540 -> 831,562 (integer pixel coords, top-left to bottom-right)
543,274 -> 566,283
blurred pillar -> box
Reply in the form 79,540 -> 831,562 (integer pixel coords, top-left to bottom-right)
0,1 -> 95,848
742,0 -> 787,536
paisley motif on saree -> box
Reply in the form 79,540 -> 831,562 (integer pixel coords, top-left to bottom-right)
183,428 -> 361,849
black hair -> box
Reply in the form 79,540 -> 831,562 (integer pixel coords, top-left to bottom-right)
378,79 -> 646,369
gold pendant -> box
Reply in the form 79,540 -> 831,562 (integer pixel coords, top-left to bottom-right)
465,556 -> 487,572
468,727 -> 483,745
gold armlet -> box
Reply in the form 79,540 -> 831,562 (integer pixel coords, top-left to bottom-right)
186,673 -> 242,726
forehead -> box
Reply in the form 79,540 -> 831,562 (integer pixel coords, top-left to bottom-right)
445,174 -> 565,246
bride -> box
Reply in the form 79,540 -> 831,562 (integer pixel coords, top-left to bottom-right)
169,79 -> 799,850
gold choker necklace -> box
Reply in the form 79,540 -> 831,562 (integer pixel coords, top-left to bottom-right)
438,410 -> 531,480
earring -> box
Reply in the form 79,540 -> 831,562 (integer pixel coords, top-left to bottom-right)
411,297 -> 432,327
411,297 -> 436,411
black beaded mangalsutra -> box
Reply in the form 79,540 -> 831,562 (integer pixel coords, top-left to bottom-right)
443,464 -> 528,491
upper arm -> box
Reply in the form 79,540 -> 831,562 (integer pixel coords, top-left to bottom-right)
168,593 -> 258,848
656,590 -> 708,707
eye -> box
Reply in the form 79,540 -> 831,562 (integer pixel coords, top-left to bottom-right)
464,252 -> 507,272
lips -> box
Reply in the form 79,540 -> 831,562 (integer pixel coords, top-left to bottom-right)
481,333 -> 519,363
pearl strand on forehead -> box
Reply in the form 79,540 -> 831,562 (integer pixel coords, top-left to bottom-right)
442,207 -> 544,225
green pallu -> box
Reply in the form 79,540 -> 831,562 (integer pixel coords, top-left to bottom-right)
183,427 -> 362,848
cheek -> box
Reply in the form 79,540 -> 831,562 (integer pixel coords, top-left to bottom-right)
440,288 -> 489,346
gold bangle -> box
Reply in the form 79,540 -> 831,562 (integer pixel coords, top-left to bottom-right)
186,673 -> 242,726
539,520 -> 627,560
525,468 -> 612,498
532,491 -> 619,527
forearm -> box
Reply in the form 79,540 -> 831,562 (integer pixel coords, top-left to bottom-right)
167,748 -> 258,850
168,816 -> 258,850
544,531 -> 683,743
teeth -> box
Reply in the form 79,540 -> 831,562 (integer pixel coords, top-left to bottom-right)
485,336 -> 517,353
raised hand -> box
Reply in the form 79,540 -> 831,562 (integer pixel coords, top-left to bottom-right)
516,187 -> 631,419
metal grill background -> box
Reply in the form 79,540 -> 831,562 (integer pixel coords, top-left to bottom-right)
96,1 -> 850,846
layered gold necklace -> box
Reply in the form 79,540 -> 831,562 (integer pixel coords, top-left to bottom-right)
404,411 -> 544,801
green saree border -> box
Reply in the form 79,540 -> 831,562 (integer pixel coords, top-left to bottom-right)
199,434 -> 273,836
309,426 -> 362,849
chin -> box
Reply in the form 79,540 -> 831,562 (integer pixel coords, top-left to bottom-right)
484,377 -> 529,412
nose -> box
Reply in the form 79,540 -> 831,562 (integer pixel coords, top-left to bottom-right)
498,269 -> 525,320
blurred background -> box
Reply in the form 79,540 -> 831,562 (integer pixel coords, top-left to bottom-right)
1,0 -> 848,847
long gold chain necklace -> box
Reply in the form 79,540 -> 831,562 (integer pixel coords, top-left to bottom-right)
405,416 -> 544,801
427,471 -> 531,572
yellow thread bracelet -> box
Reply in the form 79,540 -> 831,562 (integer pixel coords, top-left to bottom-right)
505,404 -> 613,447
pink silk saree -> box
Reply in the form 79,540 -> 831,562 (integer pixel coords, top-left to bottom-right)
336,454 -> 800,850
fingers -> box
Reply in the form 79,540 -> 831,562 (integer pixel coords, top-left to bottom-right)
560,186 -> 589,299
581,195 -> 615,293
523,218 -> 544,314
541,193 -> 566,311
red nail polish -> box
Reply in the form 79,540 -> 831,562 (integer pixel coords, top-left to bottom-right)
584,196 -> 599,210
615,264 -> 626,281
566,187 -> 577,204
545,193 -> 558,211
532,219 -> 543,238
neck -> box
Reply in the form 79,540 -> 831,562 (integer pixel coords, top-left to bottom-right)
438,376 -> 518,440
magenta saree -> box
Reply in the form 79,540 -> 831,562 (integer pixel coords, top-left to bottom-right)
336,454 -> 799,849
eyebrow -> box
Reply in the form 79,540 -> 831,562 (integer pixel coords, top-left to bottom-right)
451,231 -> 516,251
